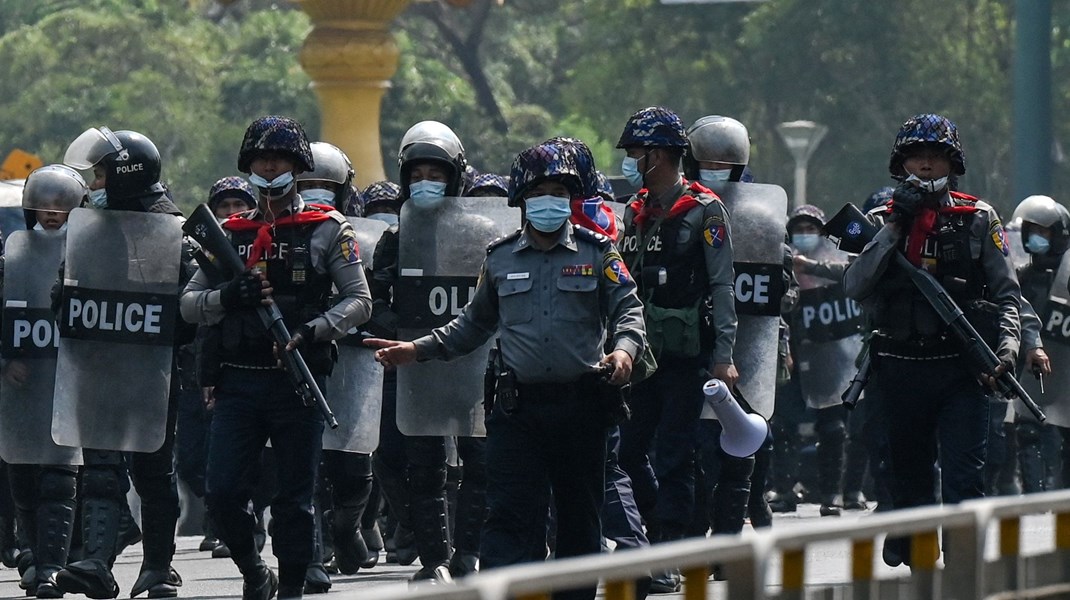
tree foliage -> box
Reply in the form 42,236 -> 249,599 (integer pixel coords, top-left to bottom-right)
0,0 -> 1058,215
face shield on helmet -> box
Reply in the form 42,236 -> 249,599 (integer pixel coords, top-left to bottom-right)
64,127 -> 125,170
398,121 -> 467,199
1012,195 -> 1070,256
297,142 -> 355,207
684,115 -> 750,183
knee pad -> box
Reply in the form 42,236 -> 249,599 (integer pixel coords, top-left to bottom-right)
407,464 -> 446,497
81,466 -> 122,501
39,467 -> 78,503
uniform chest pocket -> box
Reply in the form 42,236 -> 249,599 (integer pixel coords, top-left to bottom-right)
498,278 -> 533,325
555,276 -> 599,322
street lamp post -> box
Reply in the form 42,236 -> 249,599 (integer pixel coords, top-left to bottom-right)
776,120 -> 828,209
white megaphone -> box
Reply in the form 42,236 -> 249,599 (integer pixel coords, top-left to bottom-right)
702,379 -> 769,458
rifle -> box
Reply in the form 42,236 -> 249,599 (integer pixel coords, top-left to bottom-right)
823,202 -> 1045,422
183,204 -> 339,429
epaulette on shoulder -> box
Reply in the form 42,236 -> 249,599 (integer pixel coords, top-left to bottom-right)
949,191 -> 980,203
574,225 -> 611,247
685,180 -> 717,205
486,228 -> 522,254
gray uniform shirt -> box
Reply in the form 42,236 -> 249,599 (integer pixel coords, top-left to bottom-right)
413,223 -> 646,384
180,196 -> 373,342
843,196 -> 1022,359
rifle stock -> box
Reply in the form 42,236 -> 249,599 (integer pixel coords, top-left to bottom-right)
183,204 -> 339,429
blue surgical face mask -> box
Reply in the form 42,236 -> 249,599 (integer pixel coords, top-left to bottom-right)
367,212 -> 399,226
248,171 -> 295,198
1026,233 -> 1051,255
408,180 -> 448,208
300,188 -> 336,206
89,189 -> 107,209
791,233 -> 821,253
621,156 -> 644,188
699,169 -> 732,187
524,195 -> 572,233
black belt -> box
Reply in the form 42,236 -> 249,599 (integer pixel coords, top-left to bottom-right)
516,373 -> 600,401
871,332 -> 960,360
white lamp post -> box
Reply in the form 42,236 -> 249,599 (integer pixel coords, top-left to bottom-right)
776,120 -> 828,209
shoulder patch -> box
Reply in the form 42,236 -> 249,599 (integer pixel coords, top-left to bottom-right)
702,216 -> 727,248
486,228 -> 522,254
574,225 -> 611,247
989,217 -> 1009,257
339,227 -> 360,264
602,249 -> 632,285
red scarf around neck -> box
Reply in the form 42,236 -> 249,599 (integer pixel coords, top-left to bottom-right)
891,191 -> 980,266
629,180 -> 714,231
223,203 -> 333,269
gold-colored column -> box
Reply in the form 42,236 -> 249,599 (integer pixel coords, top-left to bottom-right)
295,0 -> 409,187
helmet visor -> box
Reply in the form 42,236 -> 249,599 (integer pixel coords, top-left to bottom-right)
64,127 -> 123,170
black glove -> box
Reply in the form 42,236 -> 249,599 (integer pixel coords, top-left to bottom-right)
219,271 -> 265,310
997,348 -> 1017,376
890,183 -> 925,219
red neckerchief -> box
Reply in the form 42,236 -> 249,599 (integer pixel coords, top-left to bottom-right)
223,203 -> 333,269
570,197 -> 619,241
891,191 -> 980,267
629,179 -> 714,232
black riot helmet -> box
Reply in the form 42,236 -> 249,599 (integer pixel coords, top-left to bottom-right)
64,127 -> 165,201
397,121 -> 467,199
22,164 -> 88,229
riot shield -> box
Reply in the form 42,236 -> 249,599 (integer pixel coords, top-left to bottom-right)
1019,251 -> 1070,427
52,208 -> 182,453
0,231 -> 82,465
791,241 -> 865,409
1006,221 -> 1030,272
322,217 -> 390,453
348,216 -> 389,272
394,197 -> 520,436
701,182 -> 788,420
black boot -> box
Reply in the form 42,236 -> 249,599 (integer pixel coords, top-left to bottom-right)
130,496 -> 181,599
360,521 -> 382,568
235,553 -> 278,600
331,505 -> 370,575
303,504 -> 331,594
712,455 -> 753,536
0,513 -> 19,568
768,427 -> 800,513
35,499 -> 75,599
115,498 -> 142,556
374,458 -> 416,566
449,475 -> 486,579
816,414 -> 846,518
647,529 -> 682,594
56,497 -> 120,599
842,429 -> 869,510
409,496 -> 452,584
748,434 -> 774,528
199,511 -> 221,552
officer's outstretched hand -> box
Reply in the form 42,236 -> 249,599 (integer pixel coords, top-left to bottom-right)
219,270 -> 273,310
364,338 -> 417,369
711,363 -> 740,389
600,350 -> 633,386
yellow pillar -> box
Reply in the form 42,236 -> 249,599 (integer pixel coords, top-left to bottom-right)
294,0 -> 409,188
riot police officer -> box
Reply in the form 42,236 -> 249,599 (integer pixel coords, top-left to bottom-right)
844,114 -> 1023,566
296,142 -> 359,216
368,120 -> 469,583
365,140 -> 645,600
3,165 -> 86,597
54,127 -> 188,599
615,107 -> 738,593
361,181 -> 402,226
465,173 -> 510,198
180,116 -> 373,599
1010,195 -> 1061,491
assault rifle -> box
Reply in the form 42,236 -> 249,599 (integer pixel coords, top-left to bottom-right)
823,202 -> 1045,422
183,204 -> 339,429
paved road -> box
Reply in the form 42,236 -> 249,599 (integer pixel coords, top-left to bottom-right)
0,503 -> 1055,599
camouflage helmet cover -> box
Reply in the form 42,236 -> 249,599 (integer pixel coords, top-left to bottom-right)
889,113 -> 966,178
616,106 -> 689,149
237,116 -> 315,174
508,142 -> 584,207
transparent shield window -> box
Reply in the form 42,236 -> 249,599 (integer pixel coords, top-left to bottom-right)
63,127 -> 120,170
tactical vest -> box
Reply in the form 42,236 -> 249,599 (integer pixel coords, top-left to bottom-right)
218,219 -> 335,374
874,205 -> 989,341
622,199 -> 710,310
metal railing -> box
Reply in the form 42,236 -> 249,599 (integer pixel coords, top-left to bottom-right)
352,489 -> 1070,600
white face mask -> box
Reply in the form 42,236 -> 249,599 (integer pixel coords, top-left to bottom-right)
904,173 -> 949,193
367,212 -> 399,226
699,169 -> 732,186
300,188 -> 336,206
248,171 -> 295,199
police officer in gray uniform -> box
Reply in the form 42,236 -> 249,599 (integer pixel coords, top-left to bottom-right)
366,141 -> 645,600
181,116 -> 373,599
844,114 -> 1022,567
